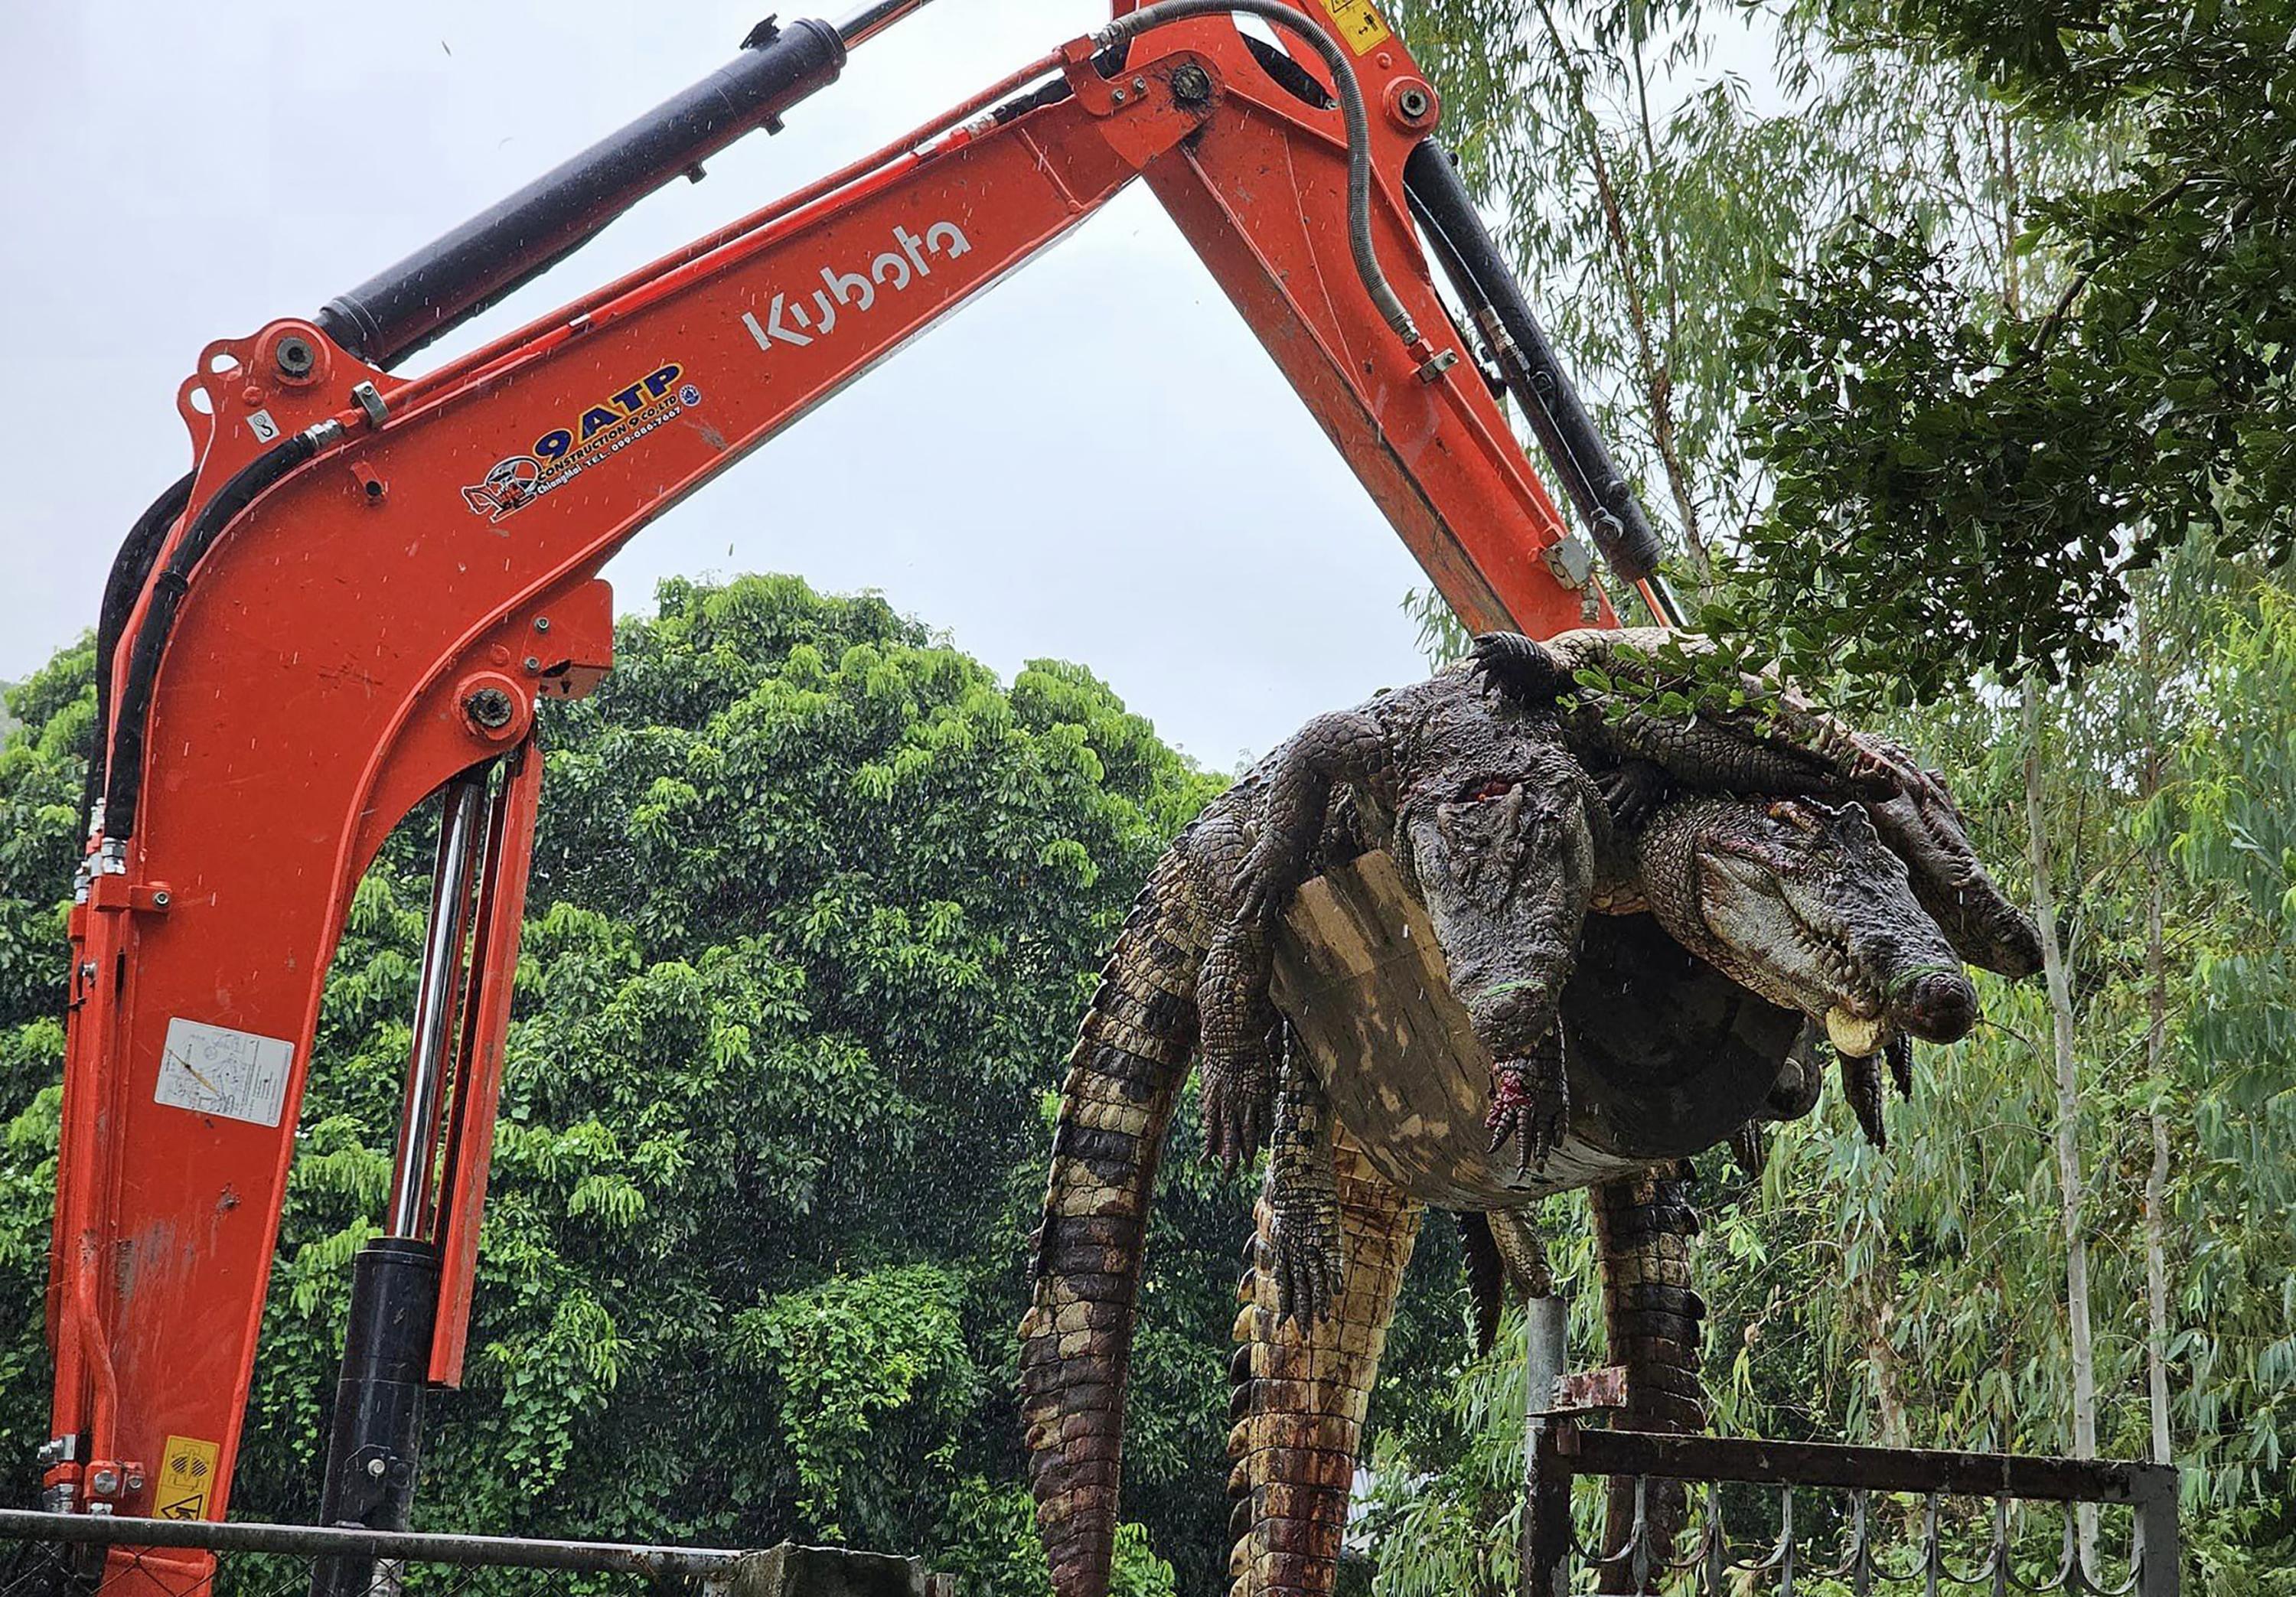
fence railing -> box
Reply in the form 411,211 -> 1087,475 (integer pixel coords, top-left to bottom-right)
1525,1423 -> 2180,1597
0,1509 -> 952,1597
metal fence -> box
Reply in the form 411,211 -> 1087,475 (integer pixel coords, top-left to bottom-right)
1525,1423 -> 2180,1597
0,1511 -> 951,1597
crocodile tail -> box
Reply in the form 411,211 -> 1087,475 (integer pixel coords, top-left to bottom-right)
1225,1132 -> 1420,1597
1021,852 -> 1205,1597
1590,1172 -> 1707,1595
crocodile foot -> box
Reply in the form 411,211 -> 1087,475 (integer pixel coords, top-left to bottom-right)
1488,1036 -> 1569,1173
1201,1049 -> 1275,1175
1595,758 -> 1671,831
1469,631 -> 1573,702
1269,1198 -> 1343,1328
1729,1120 -> 1767,1178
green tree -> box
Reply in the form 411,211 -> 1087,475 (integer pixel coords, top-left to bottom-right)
1731,1 -> 2295,699
0,577 -> 1231,1588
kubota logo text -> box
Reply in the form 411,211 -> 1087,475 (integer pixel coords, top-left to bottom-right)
741,220 -> 973,352
461,363 -> 700,523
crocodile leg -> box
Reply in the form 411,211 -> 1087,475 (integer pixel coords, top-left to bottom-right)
1590,1173 -> 1707,1595
1460,1206 -> 1553,1356
1022,852 -> 1209,1597
1228,1129 -> 1420,1597
1235,709 -> 1394,923
1266,1023 -> 1343,1328
1192,799 -> 1283,1170
1199,912 -> 1280,1173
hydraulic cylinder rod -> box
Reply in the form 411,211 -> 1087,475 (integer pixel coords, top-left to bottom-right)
1402,139 -> 1677,605
830,0 -> 943,49
311,772 -> 490,1597
386,773 -> 491,1237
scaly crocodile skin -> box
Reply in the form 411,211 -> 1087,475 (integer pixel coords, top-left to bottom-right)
1226,1130 -> 1418,1597
1021,846 -> 1210,1597
1590,1173 -> 1707,1593
1023,661 -> 2038,1597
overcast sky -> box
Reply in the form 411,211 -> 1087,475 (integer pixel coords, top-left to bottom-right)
0,1 -> 1493,769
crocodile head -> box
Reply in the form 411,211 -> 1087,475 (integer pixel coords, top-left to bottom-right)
1633,794 -> 1978,1055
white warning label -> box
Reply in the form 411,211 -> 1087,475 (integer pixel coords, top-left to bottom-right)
155,1018 -> 295,1127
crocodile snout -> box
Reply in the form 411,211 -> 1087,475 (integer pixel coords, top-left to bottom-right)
1898,970 -> 1978,1043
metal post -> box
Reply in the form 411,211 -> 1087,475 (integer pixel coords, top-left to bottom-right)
313,772 -> 491,1597
1526,1418 -> 1577,1597
2132,1466 -> 2180,1597
1521,1296 -> 1571,1596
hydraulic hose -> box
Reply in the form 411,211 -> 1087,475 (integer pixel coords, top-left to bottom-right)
1402,139 -> 1675,599
103,424 -> 341,845
85,471 -> 194,832
1092,0 -> 1421,350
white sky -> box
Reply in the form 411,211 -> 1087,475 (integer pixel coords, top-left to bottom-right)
0,1 -> 1473,770
0,2 -> 1782,770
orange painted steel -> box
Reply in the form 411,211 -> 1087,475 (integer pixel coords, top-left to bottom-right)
47,5 -> 1605,1579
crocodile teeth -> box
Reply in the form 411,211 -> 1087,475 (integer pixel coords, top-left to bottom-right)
1825,1005 -> 1882,1058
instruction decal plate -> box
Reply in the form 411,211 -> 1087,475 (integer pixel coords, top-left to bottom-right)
1319,0 -> 1391,54
155,1018 -> 294,1128
155,1434 -> 220,1520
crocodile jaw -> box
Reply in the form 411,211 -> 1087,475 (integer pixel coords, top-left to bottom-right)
1825,1006 -> 1883,1058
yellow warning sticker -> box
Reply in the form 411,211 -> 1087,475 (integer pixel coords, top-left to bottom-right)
155,1435 -> 219,1521
1320,0 -> 1392,55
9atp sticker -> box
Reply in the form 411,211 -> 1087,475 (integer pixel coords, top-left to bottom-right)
156,1435 -> 220,1520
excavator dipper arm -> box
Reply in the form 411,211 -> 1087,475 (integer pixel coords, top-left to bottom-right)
46,3 -> 1657,1585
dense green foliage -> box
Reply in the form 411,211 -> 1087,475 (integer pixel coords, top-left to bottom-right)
1733,0 -> 2296,699
1390,0 -> 2296,1584
0,579 -> 1287,1587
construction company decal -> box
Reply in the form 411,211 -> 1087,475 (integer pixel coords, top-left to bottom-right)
461,363 -> 703,523
740,220 -> 972,354
156,1434 -> 220,1520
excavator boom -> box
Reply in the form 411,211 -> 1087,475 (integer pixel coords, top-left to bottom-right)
43,4 -> 1665,1587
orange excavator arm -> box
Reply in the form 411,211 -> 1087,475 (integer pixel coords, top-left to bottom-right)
46,2 -> 1672,1588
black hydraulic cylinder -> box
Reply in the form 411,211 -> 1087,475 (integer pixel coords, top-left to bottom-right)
1402,140 -> 1668,588
311,1239 -> 441,1597
315,17 -> 846,369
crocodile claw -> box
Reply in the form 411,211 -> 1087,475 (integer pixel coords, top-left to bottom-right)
1729,1121 -> 1767,1178
1840,1049 -> 1887,1148
1595,759 -> 1671,832
1234,837 -> 1293,924
1269,1210 -> 1343,1328
1469,632 -> 1573,702
1200,1055 -> 1274,1175
1487,1041 -> 1569,1173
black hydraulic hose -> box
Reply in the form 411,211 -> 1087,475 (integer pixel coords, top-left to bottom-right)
84,471 -> 194,830
1092,0 -> 1422,349
1402,139 -> 1670,589
103,425 -> 338,843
